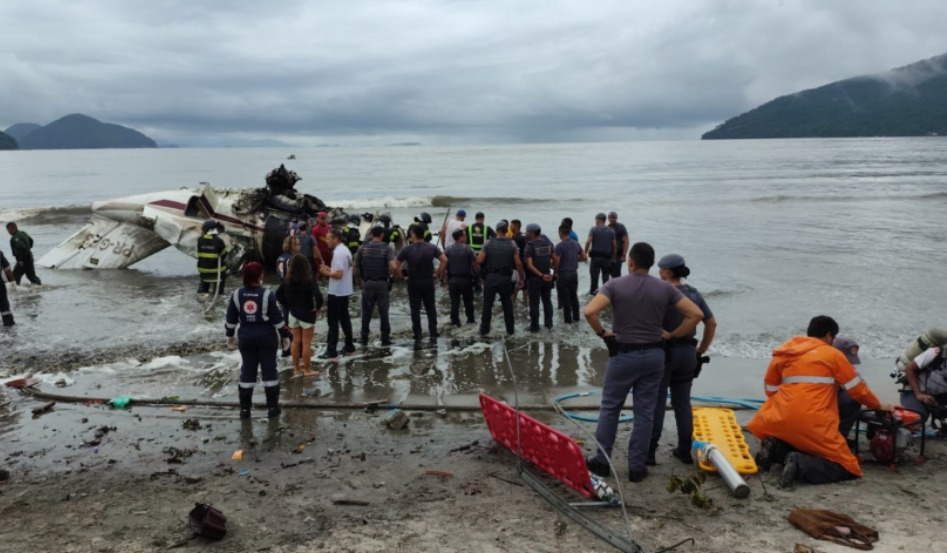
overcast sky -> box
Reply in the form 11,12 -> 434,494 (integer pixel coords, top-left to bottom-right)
1,1 -> 945,145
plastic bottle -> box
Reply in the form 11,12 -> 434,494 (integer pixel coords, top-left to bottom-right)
109,396 -> 132,408
590,474 -> 620,506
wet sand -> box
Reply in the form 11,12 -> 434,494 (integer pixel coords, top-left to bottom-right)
2,348 -> 946,553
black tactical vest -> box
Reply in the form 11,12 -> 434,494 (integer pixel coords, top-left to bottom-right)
359,241 -> 391,280
482,238 -> 515,275
529,236 -> 553,274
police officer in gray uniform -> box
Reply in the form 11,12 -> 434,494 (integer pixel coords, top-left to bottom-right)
524,223 -> 555,331
443,228 -> 479,326
476,220 -> 525,336
355,226 -> 397,346
584,213 -> 616,295
394,225 -> 448,342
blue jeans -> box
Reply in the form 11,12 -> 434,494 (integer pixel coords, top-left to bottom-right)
592,348 -> 665,472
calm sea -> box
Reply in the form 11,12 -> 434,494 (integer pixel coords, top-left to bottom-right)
1,138 -> 946,401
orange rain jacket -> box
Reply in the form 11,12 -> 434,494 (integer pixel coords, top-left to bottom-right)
747,336 -> 881,477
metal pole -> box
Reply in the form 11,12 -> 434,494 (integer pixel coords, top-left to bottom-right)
703,444 -> 751,499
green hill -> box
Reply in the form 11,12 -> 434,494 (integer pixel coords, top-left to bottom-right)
17,113 -> 157,149
0,131 -> 17,150
703,53 -> 947,139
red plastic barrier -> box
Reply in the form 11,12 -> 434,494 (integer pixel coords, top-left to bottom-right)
479,393 -> 594,498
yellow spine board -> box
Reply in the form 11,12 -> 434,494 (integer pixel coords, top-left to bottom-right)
692,407 -> 758,475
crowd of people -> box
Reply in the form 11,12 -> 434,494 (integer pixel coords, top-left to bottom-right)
4,207 -> 943,493
218,207 -> 947,490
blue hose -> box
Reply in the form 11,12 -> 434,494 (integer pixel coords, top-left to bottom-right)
551,390 -> 765,423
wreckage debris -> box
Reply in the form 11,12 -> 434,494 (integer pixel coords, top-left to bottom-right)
383,409 -> 409,430
182,419 -> 202,431
188,503 -> 227,540
31,401 -> 56,418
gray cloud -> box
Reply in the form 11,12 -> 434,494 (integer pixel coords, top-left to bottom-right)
2,0 -> 946,145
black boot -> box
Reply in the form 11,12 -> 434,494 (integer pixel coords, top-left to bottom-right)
238,387 -> 253,419
1,314 -> 13,327
264,385 -> 281,418
646,448 -> 657,466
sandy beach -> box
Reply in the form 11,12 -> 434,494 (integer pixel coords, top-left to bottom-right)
2,359 -> 945,553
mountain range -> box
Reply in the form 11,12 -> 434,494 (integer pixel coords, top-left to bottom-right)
0,130 -> 16,150
3,114 -> 157,149
703,53 -> 947,139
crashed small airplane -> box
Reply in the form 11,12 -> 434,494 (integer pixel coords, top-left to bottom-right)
38,165 -> 398,271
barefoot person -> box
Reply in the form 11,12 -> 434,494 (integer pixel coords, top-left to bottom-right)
277,255 -> 324,377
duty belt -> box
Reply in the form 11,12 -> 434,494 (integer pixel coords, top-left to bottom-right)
666,337 -> 698,347
616,341 -> 664,352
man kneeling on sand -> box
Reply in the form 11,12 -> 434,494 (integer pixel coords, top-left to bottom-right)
748,315 -> 895,488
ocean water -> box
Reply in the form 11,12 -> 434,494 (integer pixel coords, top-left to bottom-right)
1,138 -> 946,404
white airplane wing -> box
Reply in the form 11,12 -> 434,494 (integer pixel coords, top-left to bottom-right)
37,214 -> 170,269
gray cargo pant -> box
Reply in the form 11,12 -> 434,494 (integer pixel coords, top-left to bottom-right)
588,255 -> 611,294
556,270 -> 580,323
591,348 -> 665,472
360,280 -> 390,342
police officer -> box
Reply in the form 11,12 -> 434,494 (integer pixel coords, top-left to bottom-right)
584,243 -> 704,483
355,226 -> 397,346
476,220 -> 524,336
584,213 -> 616,295
607,211 -> 630,278
1,250 -> 16,326
524,223 -> 555,331
394,225 -> 448,342
295,219 -> 323,273
197,220 -> 228,295
408,212 -> 433,243
510,220 -> 528,303
346,215 -> 363,255
648,253 -> 717,466
6,222 -> 41,286
443,228 -> 478,326
225,262 -> 284,419
554,225 -> 587,323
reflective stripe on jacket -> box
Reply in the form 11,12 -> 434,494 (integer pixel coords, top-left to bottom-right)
197,234 -> 228,282
747,336 -> 881,477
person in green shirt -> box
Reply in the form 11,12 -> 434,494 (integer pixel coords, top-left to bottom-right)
6,222 -> 41,285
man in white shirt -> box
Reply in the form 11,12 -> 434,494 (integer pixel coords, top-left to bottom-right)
319,228 -> 355,359
441,209 -> 467,249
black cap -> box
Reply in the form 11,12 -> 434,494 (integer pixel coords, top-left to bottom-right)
475,211 -> 485,219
